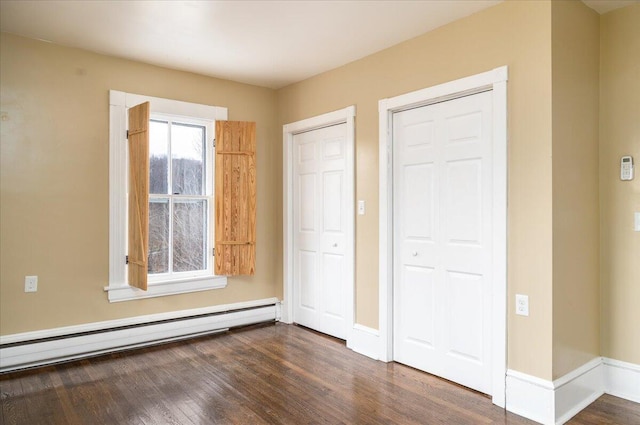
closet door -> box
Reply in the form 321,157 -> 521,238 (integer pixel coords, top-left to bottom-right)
393,91 -> 494,394
293,123 -> 348,339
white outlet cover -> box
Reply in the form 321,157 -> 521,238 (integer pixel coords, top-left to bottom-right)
515,294 -> 529,316
25,275 -> 38,292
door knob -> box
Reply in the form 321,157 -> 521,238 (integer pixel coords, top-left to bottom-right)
412,251 -> 418,256
333,243 -> 338,247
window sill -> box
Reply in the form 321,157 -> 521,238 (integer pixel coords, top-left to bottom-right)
105,275 -> 227,303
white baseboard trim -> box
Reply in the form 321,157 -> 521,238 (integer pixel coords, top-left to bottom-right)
554,358 -> 604,424
604,357 -> 640,403
507,356 -> 639,425
279,300 -> 293,324
506,369 -> 555,424
347,324 -> 380,360
0,297 -> 279,373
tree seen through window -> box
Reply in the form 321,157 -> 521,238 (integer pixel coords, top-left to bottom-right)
148,119 -> 208,275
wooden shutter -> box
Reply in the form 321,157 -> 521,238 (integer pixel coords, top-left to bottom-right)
127,102 -> 150,290
215,121 -> 256,275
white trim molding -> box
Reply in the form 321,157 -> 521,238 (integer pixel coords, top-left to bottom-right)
0,298 -> 278,373
346,324 -> 381,360
604,357 -> 640,403
282,106 -> 356,345
554,358 -> 604,424
506,369 -> 556,424
506,357 -> 639,425
378,66 -> 508,407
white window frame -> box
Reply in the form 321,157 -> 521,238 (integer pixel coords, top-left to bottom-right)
147,113 -> 214,283
107,90 -> 228,302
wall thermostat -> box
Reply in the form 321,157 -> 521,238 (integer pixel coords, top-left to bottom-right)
621,156 -> 634,181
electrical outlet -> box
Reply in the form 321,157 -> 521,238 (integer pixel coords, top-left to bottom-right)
515,294 -> 529,316
25,276 -> 38,292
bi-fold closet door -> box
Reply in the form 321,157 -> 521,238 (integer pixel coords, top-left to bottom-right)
393,91 -> 494,394
292,123 -> 349,340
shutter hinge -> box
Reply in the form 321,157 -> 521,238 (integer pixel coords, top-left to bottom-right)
125,255 -> 129,265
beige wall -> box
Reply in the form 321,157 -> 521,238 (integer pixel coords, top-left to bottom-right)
551,0 -> 601,379
277,0 -> 555,379
0,33 -> 282,335
2,0 -> 637,382
600,4 -> 640,364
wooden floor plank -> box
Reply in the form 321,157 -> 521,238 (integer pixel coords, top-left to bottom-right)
1,323 -> 638,424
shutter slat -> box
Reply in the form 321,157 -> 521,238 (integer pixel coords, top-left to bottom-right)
215,121 -> 256,276
127,102 -> 150,290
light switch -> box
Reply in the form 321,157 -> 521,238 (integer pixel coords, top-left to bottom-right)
358,200 -> 366,215
635,212 -> 640,232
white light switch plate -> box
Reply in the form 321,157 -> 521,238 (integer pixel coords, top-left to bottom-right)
635,212 -> 640,232
358,200 -> 366,215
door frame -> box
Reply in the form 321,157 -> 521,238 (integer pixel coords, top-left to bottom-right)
282,106 -> 356,343
378,67 -> 508,407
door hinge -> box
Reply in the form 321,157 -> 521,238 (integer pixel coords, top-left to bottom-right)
212,248 -> 215,257
125,255 -> 129,265
212,138 -> 216,148
126,130 -> 129,139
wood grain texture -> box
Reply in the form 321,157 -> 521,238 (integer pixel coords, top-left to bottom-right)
215,121 -> 256,276
2,323 -> 638,425
127,101 -> 150,290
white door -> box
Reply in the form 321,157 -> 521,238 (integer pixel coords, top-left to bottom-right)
293,123 -> 349,339
393,91 -> 493,394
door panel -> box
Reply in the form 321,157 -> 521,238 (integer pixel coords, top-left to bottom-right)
299,174 -> 316,232
445,271 -> 484,361
401,265 -> 436,347
322,253 -> 344,318
298,250 -> 316,311
323,171 -> 343,232
444,159 -> 482,244
403,164 -> 435,240
393,91 -> 493,395
293,123 -> 349,339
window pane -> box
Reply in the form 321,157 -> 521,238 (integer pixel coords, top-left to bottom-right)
148,198 -> 169,274
173,199 -> 207,272
149,120 -> 169,195
171,123 -> 205,196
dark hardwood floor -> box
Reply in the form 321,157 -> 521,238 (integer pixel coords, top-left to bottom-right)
1,322 -> 638,424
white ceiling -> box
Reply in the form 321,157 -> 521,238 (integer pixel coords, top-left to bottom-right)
0,0 -> 636,89
582,0 -> 638,14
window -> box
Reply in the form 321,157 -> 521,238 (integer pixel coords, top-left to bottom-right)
107,90 -> 228,302
147,115 -> 212,280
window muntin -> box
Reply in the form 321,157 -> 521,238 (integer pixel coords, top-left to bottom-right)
147,114 -> 213,282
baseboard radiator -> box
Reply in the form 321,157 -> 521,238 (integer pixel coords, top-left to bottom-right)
0,298 -> 279,373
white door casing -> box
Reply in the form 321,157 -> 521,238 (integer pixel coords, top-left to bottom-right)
379,67 -> 508,407
283,107 -> 355,342
393,91 -> 493,394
